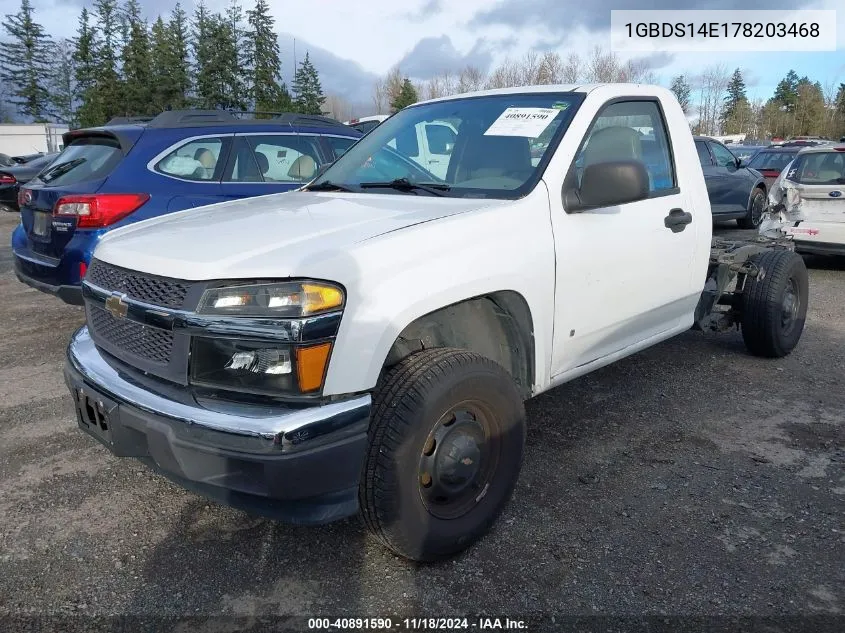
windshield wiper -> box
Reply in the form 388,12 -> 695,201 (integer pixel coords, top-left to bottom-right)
304,180 -> 356,192
40,157 -> 85,183
359,178 -> 450,196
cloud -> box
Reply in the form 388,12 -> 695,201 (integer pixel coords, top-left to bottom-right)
404,0 -> 443,20
470,0 -> 809,33
395,35 -> 495,80
632,51 -> 675,72
277,33 -> 380,107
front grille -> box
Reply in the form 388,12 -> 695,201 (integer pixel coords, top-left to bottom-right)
86,259 -> 189,309
89,306 -> 173,364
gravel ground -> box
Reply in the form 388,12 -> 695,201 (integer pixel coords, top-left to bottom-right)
0,213 -> 843,631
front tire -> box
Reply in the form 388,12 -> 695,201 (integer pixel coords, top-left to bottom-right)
741,249 -> 808,357
360,348 -> 526,562
737,187 -> 766,229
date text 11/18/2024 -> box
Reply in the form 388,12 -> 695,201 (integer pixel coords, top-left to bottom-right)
307,617 -> 528,630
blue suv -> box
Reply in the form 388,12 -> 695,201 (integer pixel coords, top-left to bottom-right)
12,110 -> 361,304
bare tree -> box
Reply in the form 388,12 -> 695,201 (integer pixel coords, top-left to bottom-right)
372,79 -> 387,115
537,51 -> 564,85
561,53 -> 582,83
693,64 -> 730,136
485,57 -> 521,89
457,66 -> 486,93
323,94 -> 354,121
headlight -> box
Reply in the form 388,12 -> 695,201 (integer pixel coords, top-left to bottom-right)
198,281 -> 344,317
190,338 -> 332,395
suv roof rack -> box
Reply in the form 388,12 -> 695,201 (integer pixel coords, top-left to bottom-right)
145,109 -> 349,129
104,115 -> 157,126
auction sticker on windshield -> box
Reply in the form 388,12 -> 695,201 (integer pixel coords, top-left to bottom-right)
484,107 -> 559,137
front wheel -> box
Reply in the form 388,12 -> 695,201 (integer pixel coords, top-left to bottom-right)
360,348 -> 526,562
737,187 -> 766,229
741,249 -> 809,357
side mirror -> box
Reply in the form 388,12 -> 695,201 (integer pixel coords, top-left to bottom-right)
564,160 -> 650,212
735,157 -> 743,169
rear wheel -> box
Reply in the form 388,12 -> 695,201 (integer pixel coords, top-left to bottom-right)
737,187 -> 766,229
360,348 -> 525,562
741,249 -> 808,357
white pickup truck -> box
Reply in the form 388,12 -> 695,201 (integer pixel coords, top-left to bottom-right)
64,84 -> 809,562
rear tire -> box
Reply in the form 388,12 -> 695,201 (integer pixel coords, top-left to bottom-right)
737,187 -> 766,229
741,249 -> 808,357
360,348 -> 525,562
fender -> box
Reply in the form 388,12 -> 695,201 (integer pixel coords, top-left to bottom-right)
321,191 -> 556,397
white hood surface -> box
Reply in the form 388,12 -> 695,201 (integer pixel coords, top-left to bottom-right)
94,191 -> 506,280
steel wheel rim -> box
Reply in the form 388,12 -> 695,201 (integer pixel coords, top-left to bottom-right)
418,400 -> 500,520
781,277 -> 800,335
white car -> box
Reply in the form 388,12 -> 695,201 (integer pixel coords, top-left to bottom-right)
65,84 -> 809,562
766,144 -> 845,256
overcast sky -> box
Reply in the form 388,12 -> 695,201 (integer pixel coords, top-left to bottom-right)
24,0 -> 845,112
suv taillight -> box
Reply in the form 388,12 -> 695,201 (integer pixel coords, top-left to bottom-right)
17,187 -> 27,207
53,193 -> 150,228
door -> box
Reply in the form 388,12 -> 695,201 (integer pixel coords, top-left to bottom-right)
707,141 -> 746,214
550,98 -> 700,376
695,139 -> 727,214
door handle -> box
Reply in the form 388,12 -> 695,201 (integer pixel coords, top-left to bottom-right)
664,208 -> 693,233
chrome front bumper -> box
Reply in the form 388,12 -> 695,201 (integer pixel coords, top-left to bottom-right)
64,326 -> 372,523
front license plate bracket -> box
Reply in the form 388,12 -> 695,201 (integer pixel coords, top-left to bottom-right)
74,388 -> 116,445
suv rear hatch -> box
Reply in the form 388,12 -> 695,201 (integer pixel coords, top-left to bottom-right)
789,149 -> 845,224
19,128 -> 146,260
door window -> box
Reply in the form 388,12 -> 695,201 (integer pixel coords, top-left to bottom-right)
324,136 -> 357,159
425,124 -> 456,155
155,137 -> 225,181
709,142 -> 737,168
695,141 -> 713,167
572,100 -> 676,193
227,135 -> 324,183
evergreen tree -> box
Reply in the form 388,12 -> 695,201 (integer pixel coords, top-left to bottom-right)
720,68 -> 749,133
50,39 -> 77,125
74,8 -> 103,127
391,78 -> 418,112
0,0 -> 53,120
246,0 -> 291,115
73,8 -> 97,96
121,0 -> 151,116
773,69 -> 800,112
191,1 -> 215,108
723,69 -> 746,112
192,4 -> 244,110
669,74 -> 691,114
90,0 -> 123,122
150,17 -> 171,112
292,52 -> 326,115
167,4 -> 191,106
224,1 -> 248,111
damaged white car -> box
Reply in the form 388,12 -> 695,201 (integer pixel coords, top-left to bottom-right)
761,144 -> 845,256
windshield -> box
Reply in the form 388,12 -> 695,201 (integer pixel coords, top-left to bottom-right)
309,93 -> 583,199
747,150 -> 799,171
786,151 -> 845,185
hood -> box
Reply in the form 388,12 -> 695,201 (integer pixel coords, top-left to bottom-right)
94,190 -> 507,280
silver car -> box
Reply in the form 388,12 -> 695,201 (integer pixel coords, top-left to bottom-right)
767,145 -> 845,256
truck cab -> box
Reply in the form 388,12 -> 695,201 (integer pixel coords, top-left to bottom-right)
64,84 -> 808,563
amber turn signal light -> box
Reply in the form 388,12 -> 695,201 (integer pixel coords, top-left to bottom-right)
296,343 -> 332,392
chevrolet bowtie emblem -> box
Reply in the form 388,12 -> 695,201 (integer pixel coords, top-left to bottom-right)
105,293 -> 128,319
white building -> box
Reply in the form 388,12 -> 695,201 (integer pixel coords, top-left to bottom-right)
0,123 -> 69,156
